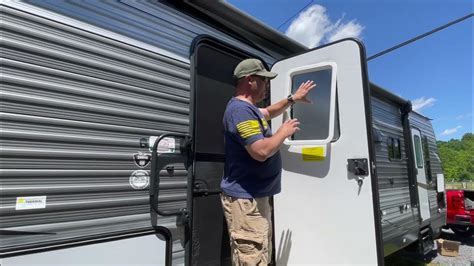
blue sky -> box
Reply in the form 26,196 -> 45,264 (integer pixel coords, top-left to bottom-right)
228,0 -> 473,141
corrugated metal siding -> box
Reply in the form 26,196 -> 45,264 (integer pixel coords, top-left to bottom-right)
25,0 -> 276,64
0,3 -> 190,259
409,112 -> 444,217
371,96 -> 419,244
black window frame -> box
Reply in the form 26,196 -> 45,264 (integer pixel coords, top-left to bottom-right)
413,134 -> 424,169
387,137 -> 402,161
421,135 -> 433,183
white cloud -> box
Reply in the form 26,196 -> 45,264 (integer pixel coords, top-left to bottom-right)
456,113 -> 472,120
285,5 -> 364,48
441,126 -> 462,136
328,20 -> 364,43
412,97 -> 436,112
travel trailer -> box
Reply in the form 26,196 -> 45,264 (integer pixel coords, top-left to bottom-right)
0,1 -> 446,265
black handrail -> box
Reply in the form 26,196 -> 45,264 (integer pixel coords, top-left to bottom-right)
149,133 -> 192,217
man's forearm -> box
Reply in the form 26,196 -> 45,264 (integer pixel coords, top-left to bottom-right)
246,130 -> 287,162
264,98 -> 292,119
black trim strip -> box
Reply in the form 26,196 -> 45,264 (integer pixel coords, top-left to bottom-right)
0,226 -> 172,264
357,39 -> 385,266
270,38 -> 384,265
158,226 -> 173,266
401,102 -> 421,225
0,230 -> 56,236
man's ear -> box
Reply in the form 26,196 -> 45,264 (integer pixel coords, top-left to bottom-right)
245,75 -> 252,84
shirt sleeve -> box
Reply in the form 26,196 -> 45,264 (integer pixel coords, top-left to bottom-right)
229,106 -> 264,146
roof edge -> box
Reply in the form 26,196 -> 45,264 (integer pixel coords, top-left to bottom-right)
184,0 -> 307,56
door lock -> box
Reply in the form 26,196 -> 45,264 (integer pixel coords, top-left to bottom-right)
347,158 -> 369,176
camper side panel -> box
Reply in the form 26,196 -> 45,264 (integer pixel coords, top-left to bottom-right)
0,0 -> 276,261
1,4 -> 189,261
409,112 -> 446,231
371,96 -> 419,256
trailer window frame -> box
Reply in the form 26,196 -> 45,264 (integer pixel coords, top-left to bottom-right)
387,137 -> 402,161
283,62 -> 339,145
421,135 -> 433,182
413,134 -> 424,168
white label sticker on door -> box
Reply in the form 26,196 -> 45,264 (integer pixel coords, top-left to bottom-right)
16,196 -> 47,210
149,136 -> 176,153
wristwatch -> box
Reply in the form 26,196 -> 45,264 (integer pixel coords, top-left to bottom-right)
287,94 -> 295,104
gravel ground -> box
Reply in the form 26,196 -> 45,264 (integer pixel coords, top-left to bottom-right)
430,229 -> 473,265
388,228 -> 473,266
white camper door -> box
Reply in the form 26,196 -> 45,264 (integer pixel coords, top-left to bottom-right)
270,39 -> 380,265
411,128 -> 431,222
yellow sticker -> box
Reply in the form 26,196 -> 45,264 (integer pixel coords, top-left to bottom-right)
302,147 -> 325,161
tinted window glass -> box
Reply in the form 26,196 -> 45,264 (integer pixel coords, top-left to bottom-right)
393,138 -> 401,159
422,136 -> 432,181
414,135 -> 423,168
291,68 -> 333,140
387,138 -> 394,158
387,137 -> 401,160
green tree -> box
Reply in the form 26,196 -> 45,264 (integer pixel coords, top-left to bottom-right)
437,133 -> 474,181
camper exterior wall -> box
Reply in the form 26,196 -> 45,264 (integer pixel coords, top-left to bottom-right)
0,0 -> 276,262
1,0 -> 447,263
371,95 -> 419,256
409,112 -> 446,232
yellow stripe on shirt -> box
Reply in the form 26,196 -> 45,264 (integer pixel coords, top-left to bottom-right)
236,120 -> 261,139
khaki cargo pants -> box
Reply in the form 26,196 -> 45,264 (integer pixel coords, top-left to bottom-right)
221,194 -> 272,266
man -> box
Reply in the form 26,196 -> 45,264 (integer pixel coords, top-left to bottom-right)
221,58 -> 315,265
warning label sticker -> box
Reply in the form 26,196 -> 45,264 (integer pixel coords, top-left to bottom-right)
16,196 -> 47,210
302,147 -> 325,161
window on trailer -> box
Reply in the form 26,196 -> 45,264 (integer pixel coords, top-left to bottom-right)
422,136 -> 433,183
290,68 -> 340,141
387,137 -> 402,160
413,135 -> 424,168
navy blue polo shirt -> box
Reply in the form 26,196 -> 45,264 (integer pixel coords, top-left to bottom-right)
221,97 -> 282,198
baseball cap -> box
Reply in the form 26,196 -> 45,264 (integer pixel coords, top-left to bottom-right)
233,58 -> 278,79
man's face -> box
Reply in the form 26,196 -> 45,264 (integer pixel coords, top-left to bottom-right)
251,75 -> 269,102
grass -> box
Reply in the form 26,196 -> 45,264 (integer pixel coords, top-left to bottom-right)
445,181 -> 474,190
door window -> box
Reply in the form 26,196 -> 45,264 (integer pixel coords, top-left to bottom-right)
413,135 -> 423,168
287,63 -> 337,145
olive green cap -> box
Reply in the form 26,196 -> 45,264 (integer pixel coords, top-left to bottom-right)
233,58 -> 278,79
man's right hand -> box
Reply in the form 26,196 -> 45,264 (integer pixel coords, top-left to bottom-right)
246,118 -> 300,162
278,119 -> 300,138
